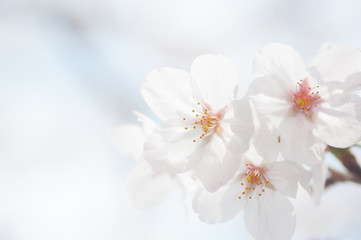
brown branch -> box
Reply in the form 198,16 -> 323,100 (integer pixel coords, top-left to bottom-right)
328,146 -> 361,181
326,168 -> 361,188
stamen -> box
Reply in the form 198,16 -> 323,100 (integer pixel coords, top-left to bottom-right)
292,78 -> 321,115
184,101 -> 225,143
237,163 -> 269,200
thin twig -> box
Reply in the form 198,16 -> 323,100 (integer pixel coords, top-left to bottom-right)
326,168 -> 361,188
328,146 -> 361,181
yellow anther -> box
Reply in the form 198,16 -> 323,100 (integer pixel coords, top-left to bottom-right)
183,118 -> 186,120
249,196 -> 252,199
193,140 -> 196,142
259,193 -> 262,196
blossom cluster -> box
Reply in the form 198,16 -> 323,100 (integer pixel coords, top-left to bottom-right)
112,43 -> 361,240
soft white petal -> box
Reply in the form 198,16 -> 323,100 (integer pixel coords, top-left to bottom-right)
133,111 -> 157,135
217,103 -> 236,143
244,191 -> 296,240
125,162 -> 173,209
243,145 -> 264,167
194,135 -> 240,192
253,122 -> 284,163
193,180 -> 245,223
314,95 -> 361,148
309,45 -> 361,83
317,72 -> 361,96
249,94 -> 292,128
141,68 -> 196,120
143,119 -> 206,173
248,76 -> 293,104
311,154 -> 328,205
279,113 -> 322,165
109,124 -> 145,161
343,73 -> 361,93
252,43 -> 306,85
265,161 -> 311,199
190,54 -> 239,110
230,98 -> 254,153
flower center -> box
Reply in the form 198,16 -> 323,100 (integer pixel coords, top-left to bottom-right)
183,102 -> 224,143
292,78 -> 321,115
238,163 -> 269,200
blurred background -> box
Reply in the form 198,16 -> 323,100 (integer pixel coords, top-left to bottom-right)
1,0 -> 361,239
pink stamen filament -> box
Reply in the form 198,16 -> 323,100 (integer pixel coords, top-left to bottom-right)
292,78 -> 321,115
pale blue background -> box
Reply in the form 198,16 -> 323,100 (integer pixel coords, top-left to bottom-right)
0,0 -> 361,239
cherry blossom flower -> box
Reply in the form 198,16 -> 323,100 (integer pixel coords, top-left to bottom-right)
193,149 -> 311,240
248,43 -> 361,165
142,54 -> 254,192
110,112 -> 177,209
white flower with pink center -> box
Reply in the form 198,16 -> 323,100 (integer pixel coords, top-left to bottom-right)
142,54 -> 254,192
291,78 -> 321,114
193,150 -> 311,240
248,43 -> 361,165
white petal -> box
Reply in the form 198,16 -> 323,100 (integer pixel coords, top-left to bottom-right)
190,54 -> 239,110
141,68 -> 196,120
194,135 -> 240,192
265,161 -> 311,199
244,191 -> 296,240
249,94 -> 292,128
125,162 -> 173,209
193,180 -> 245,223
311,155 -> 328,205
109,124 -> 145,161
252,43 -> 306,85
318,72 -> 361,96
279,113 -> 322,165
143,119 -> 206,173
230,98 -> 254,154
343,73 -> 361,93
309,45 -> 361,83
248,76 -> 293,104
314,95 -> 361,148
253,122 -> 284,162
132,111 -> 157,135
